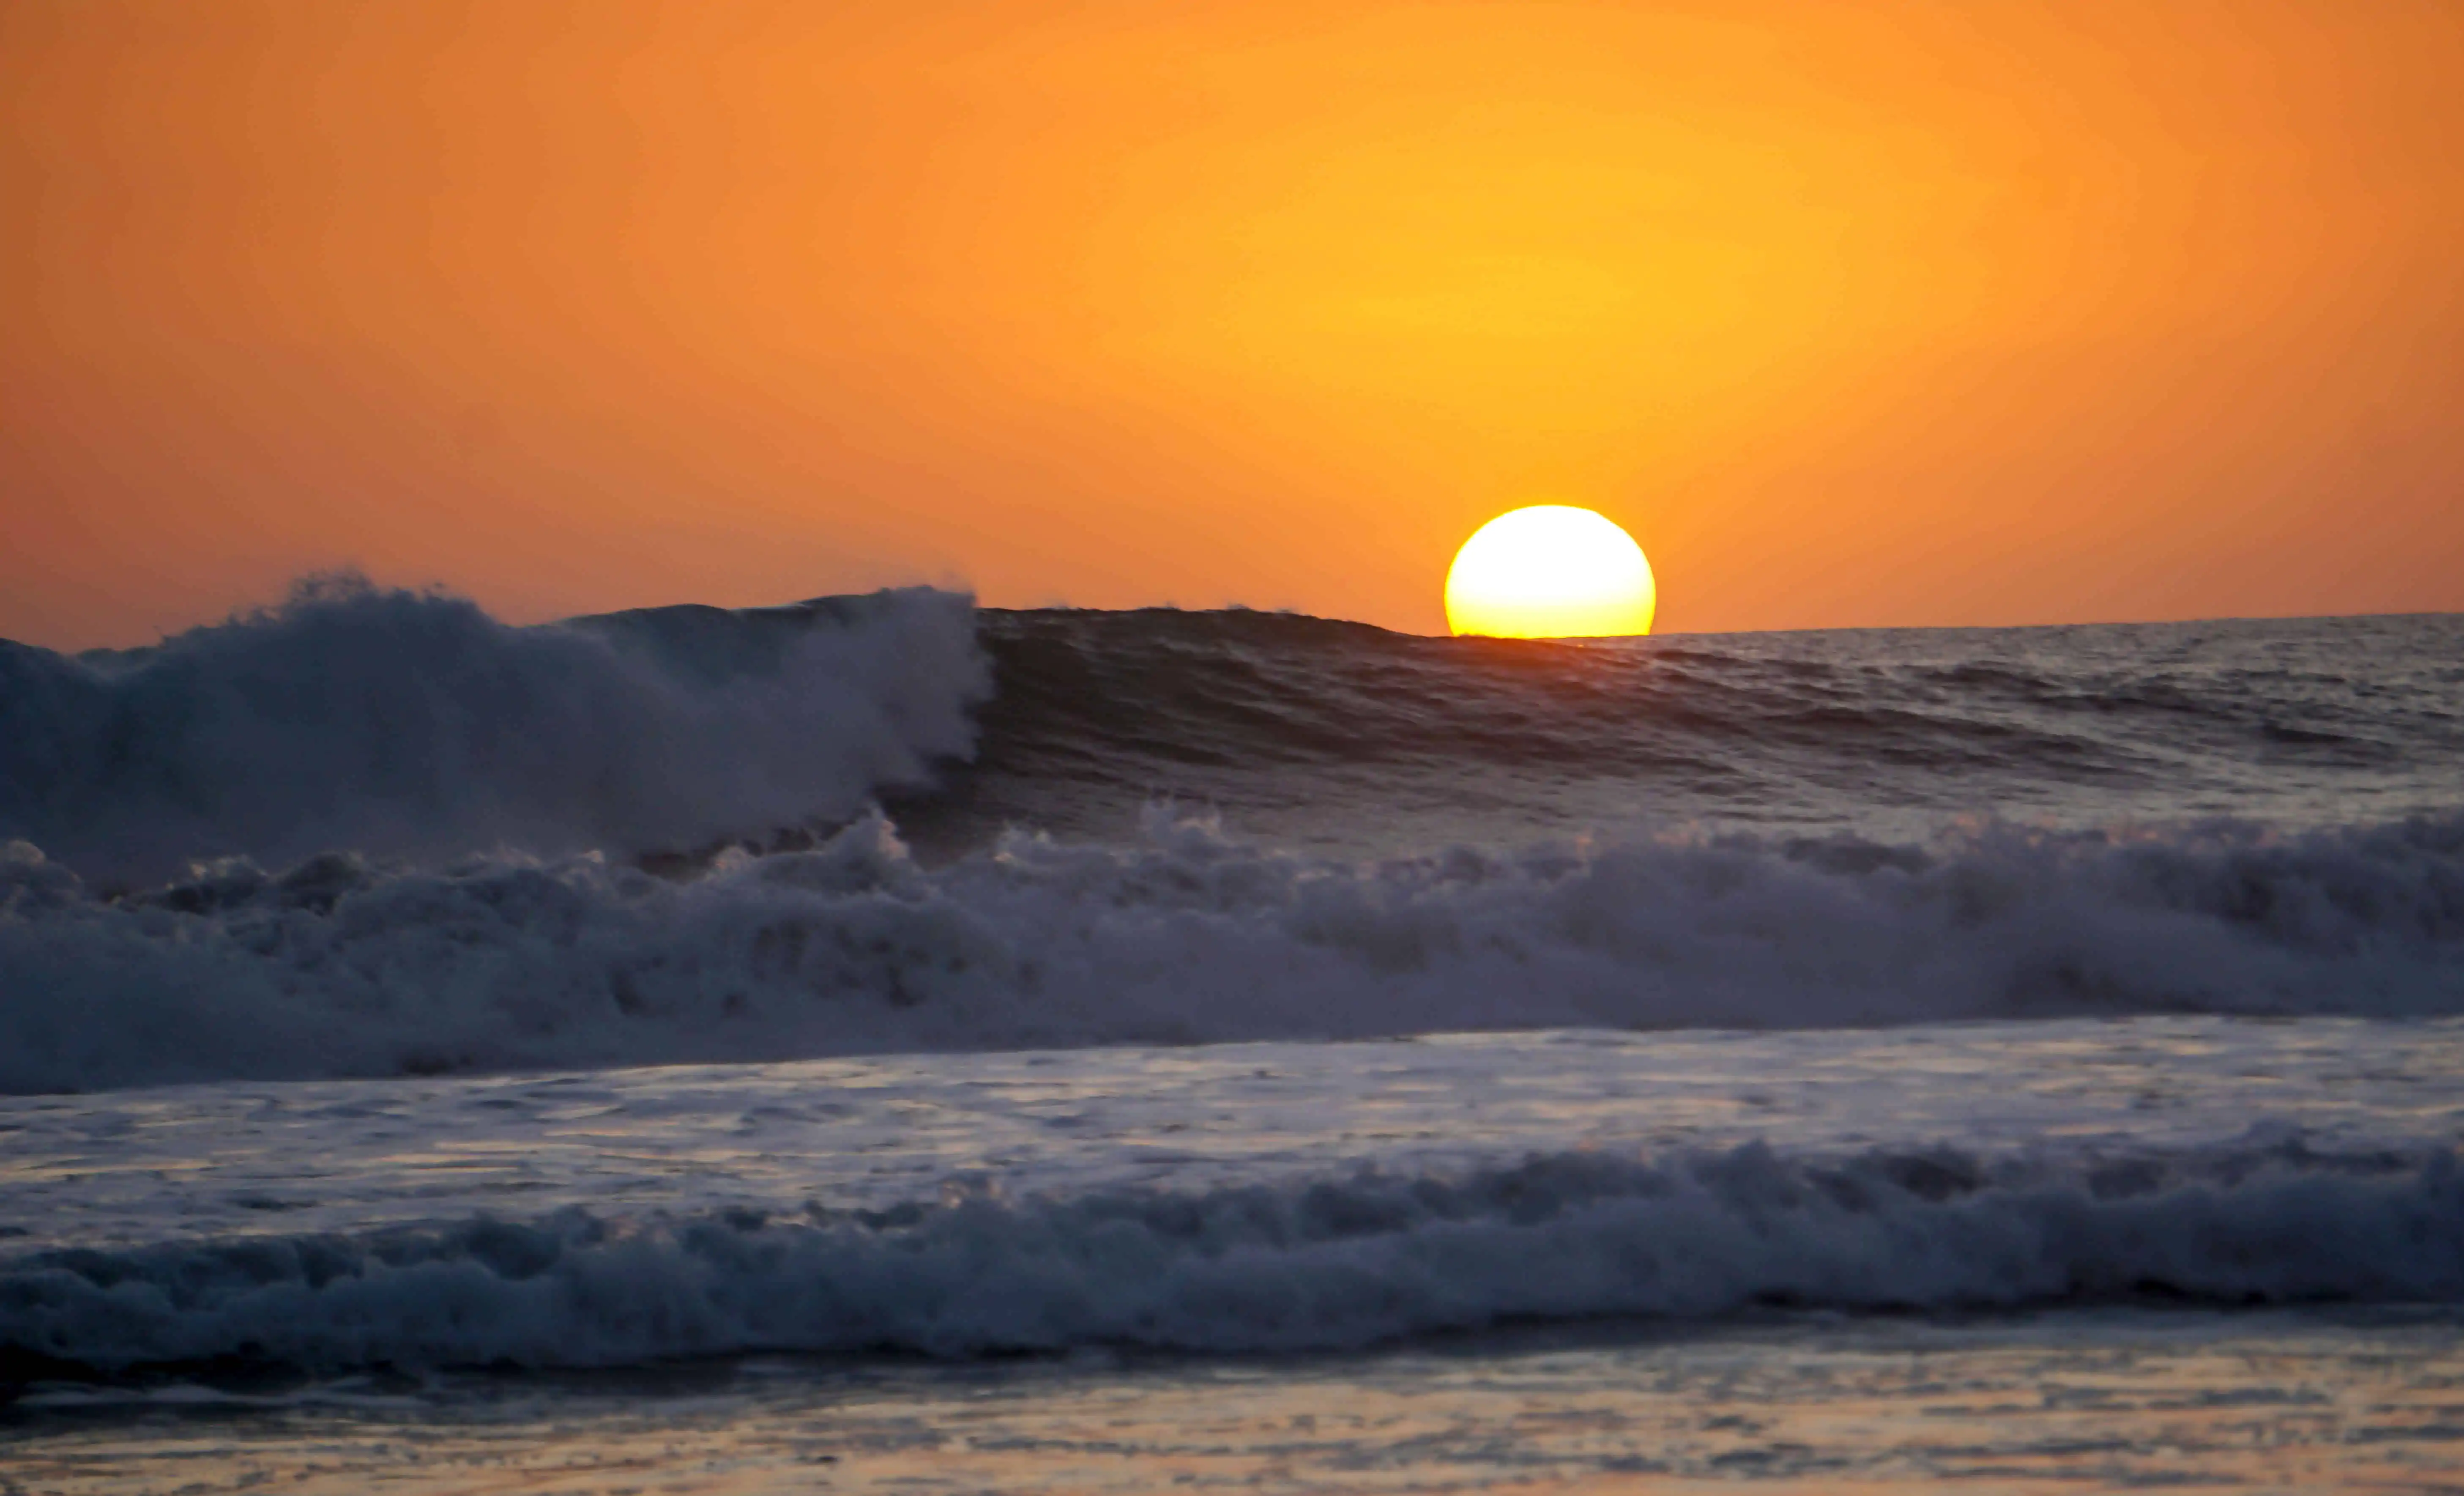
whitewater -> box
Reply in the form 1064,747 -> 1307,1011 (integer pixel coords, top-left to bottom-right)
4,579 -> 2462,1491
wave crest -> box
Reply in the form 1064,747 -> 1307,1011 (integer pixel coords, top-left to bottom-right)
0,577 -> 987,885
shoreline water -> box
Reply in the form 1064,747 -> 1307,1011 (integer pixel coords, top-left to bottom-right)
12,1307 -> 2464,1493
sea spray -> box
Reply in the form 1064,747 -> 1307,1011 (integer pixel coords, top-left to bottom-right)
0,576 -> 987,885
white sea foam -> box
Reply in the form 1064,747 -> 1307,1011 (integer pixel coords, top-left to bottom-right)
0,577 -> 986,886
5,1142 -> 2457,1373
3,808 -> 2461,1094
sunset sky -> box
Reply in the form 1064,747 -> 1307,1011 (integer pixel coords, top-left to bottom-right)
6,0 -> 2461,648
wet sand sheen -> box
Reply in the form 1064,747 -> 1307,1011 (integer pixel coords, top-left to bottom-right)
12,1311 -> 2464,1494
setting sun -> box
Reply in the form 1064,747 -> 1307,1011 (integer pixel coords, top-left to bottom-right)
1444,506 -> 1657,638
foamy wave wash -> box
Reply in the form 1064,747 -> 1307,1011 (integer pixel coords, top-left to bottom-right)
8,1140 -> 2460,1373
5,808 -> 2463,1093
0,575 -> 987,886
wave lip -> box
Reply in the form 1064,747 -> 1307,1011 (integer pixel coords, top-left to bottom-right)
0,577 -> 987,886
6,1142 -> 2458,1375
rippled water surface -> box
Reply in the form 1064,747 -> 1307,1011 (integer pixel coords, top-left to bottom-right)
7,1018 -> 2461,1253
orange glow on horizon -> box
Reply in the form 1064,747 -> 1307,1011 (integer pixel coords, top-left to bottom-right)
4,0 -> 2462,648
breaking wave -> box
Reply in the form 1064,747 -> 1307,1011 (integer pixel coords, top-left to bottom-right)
4,808 -> 2461,1094
6,1139 -> 2458,1374
3,587 -> 2459,1095
0,577 -> 987,887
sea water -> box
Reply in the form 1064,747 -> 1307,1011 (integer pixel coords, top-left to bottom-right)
3,584 -> 2461,1490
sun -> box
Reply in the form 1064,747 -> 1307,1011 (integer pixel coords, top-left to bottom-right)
1445,505 -> 1657,638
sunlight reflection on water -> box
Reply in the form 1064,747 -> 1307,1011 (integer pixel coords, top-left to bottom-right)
11,1311 -> 2464,1493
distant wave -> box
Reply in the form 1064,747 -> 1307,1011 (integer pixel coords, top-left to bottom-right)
5,809 -> 2461,1093
0,577 -> 986,885
7,1138 -> 2459,1374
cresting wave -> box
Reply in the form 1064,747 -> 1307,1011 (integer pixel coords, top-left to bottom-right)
5,809 -> 2462,1093
0,576 -> 987,887
14,588 -> 2457,885
5,1140 -> 2459,1375
955,607 -> 2464,830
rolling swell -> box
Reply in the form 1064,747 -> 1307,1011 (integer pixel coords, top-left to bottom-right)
7,1140 -> 2459,1373
6,590 -> 2457,875
908,608 -> 2464,852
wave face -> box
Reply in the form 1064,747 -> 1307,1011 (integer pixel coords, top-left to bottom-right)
8,595 -> 2458,880
0,578 -> 986,886
6,809 -> 2462,1093
7,1141 -> 2458,1373
916,608 -> 2464,855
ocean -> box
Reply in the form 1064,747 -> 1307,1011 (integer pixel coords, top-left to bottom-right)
3,581 -> 2461,1491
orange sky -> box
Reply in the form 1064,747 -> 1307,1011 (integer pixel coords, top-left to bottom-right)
6,0 -> 2462,647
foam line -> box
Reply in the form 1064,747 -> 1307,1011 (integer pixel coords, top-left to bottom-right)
5,1142 -> 2456,1373
4,808 -> 2461,1093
